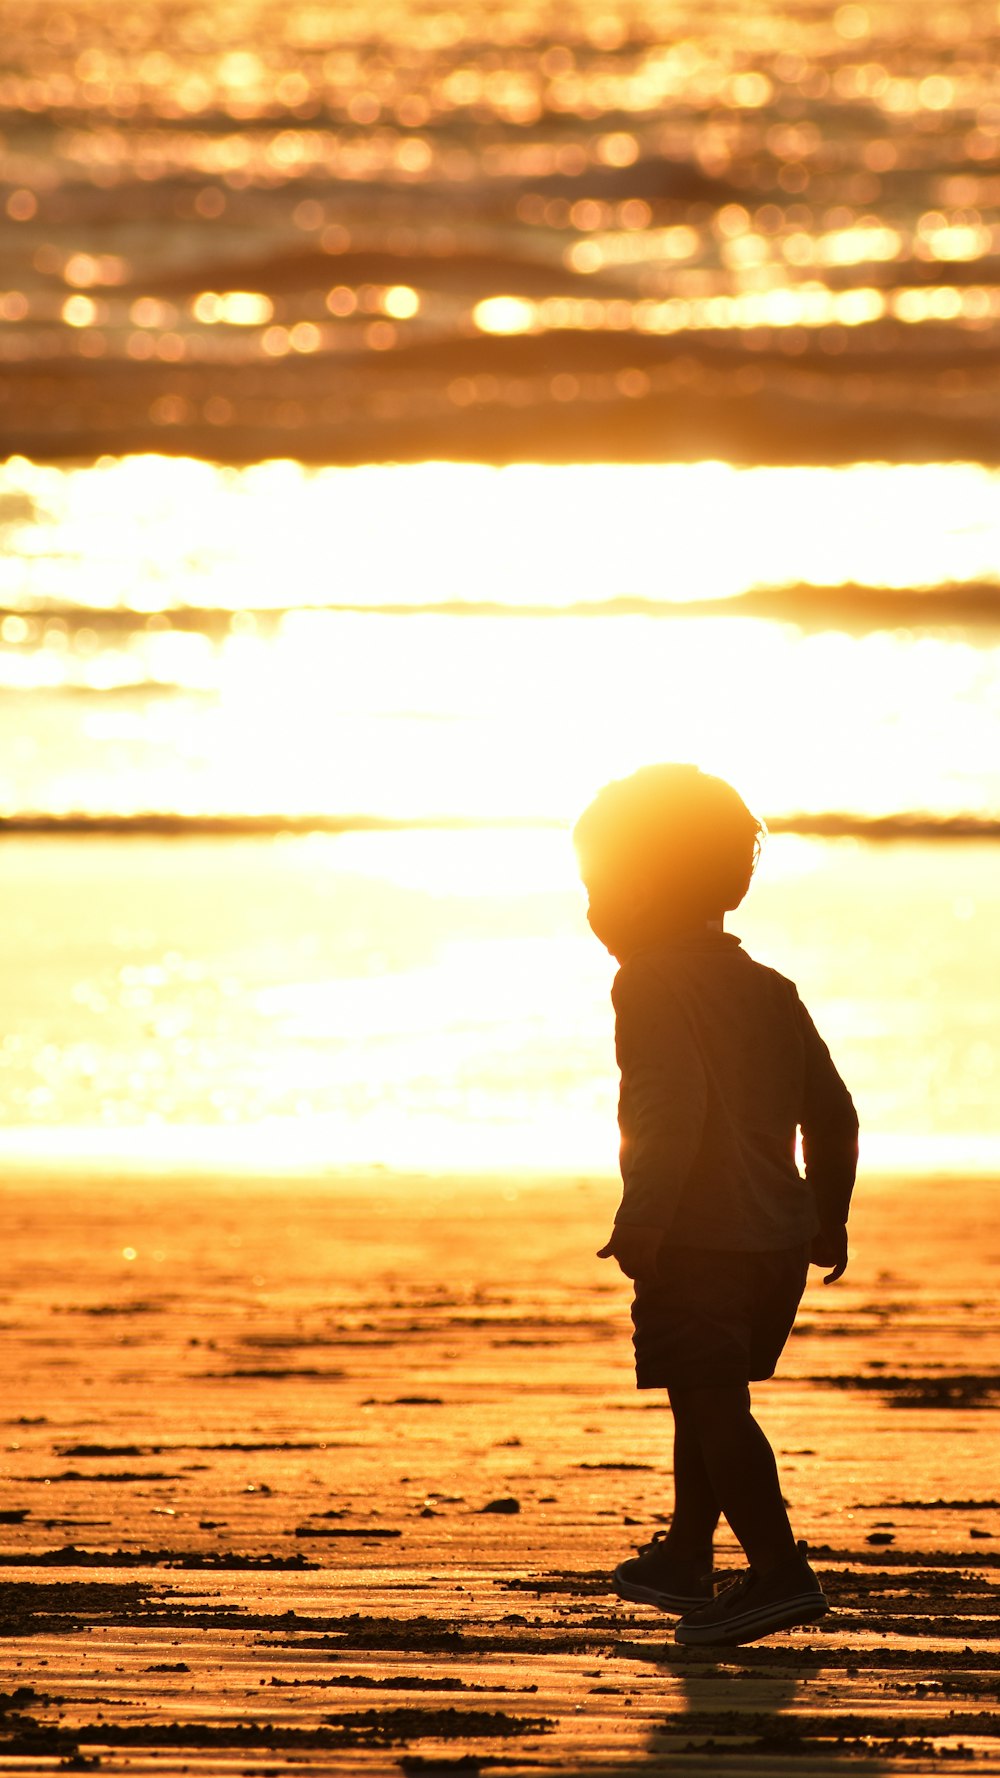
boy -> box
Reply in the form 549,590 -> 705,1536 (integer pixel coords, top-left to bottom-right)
574,764 -> 858,1647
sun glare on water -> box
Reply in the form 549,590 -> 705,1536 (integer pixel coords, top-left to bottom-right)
4,455 -> 1000,826
6,455 -> 1000,613
2,826 -> 999,1178
2,455 -> 1000,1175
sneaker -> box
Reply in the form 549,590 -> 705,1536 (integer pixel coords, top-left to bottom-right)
613,1531 -> 715,1614
674,1542 -> 828,1646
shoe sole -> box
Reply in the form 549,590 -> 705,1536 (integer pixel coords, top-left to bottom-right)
612,1564 -> 712,1615
675,1591 -> 829,1646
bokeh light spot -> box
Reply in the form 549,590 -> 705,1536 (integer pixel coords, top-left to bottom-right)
382,285 -> 420,319
62,294 -> 98,327
7,190 -> 37,221
473,296 -> 535,335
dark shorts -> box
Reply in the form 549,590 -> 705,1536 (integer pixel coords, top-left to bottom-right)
631,1242 -> 810,1391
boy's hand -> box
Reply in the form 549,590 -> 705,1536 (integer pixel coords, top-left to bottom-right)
597,1224 -> 665,1281
811,1224 -> 848,1284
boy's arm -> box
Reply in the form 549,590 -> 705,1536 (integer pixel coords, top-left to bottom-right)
608,963 -> 708,1255
797,998 -> 859,1275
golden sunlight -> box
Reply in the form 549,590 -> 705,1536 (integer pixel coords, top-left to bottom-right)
4,455 -> 1000,830
6,456 -> 1000,612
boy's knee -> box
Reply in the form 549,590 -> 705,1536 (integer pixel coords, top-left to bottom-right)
669,1381 -> 751,1426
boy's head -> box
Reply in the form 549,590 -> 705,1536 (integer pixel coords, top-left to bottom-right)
573,763 -> 763,959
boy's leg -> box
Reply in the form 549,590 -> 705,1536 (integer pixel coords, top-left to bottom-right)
611,1402 -> 718,1612
668,1381 -> 797,1576
660,1412 -> 721,1576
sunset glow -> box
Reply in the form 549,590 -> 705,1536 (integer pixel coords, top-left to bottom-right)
2,4 -> 999,1758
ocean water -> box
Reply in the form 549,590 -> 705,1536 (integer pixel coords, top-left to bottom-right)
1,829 -> 999,1176
2,455 -> 1000,827
2,0 -> 1000,1173
3,0 -> 1000,462
2,455 -> 1000,1174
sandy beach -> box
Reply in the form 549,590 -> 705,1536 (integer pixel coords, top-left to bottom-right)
2,1167 -> 997,1774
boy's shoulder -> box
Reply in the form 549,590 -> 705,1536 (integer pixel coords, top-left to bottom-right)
613,934 -> 803,1012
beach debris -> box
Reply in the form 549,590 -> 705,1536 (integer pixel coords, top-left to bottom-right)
399,1758 -> 486,1774
0,1715 -> 554,1759
360,1396 -> 445,1407
0,1687 -> 40,1712
812,1373 -> 1000,1409
58,1301 -> 160,1317
496,1571 -> 614,1597
294,1525 -> 402,1539
0,1545 -> 318,1569
854,1498 -> 1000,1510
578,1460 -> 653,1470
479,1497 -> 520,1515
56,1443 -> 147,1458
27,1470 -> 182,1483
320,1705 -> 554,1742
203,1365 -> 347,1379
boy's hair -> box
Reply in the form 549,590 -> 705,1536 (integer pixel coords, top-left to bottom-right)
573,763 -> 764,915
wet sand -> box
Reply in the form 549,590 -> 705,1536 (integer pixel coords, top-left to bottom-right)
2,1168 -> 998,1774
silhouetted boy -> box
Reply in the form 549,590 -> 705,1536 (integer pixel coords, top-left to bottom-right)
574,764 -> 858,1645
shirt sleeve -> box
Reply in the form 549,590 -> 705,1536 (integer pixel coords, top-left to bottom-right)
797,996 -> 859,1231
611,961 -> 708,1231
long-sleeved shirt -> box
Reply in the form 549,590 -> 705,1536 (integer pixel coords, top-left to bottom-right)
613,929 -> 858,1250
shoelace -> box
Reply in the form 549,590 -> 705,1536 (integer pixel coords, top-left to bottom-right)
714,1567 -> 758,1605
634,1531 -> 713,1594
640,1530 -> 671,1557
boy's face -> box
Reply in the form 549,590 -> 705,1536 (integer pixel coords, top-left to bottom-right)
580,863 -> 653,962
581,854 -> 723,959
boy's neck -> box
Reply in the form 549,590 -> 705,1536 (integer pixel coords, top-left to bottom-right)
621,912 -> 726,960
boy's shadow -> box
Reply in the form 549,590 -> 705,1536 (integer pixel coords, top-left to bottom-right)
565,1634 -> 893,1775
625,1636 -> 801,1759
